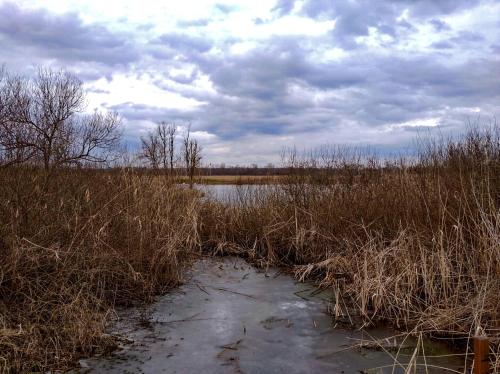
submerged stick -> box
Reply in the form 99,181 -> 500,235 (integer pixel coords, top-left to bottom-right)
207,285 -> 257,299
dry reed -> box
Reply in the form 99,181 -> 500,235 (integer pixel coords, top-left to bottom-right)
0,169 -> 200,372
200,127 -> 499,366
0,127 -> 498,372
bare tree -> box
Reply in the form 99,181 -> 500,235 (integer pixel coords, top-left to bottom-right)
157,122 -> 177,173
0,66 -> 34,167
140,131 -> 161,169
183,126 -> 202,188
141,122 -> 177,172
0,67 -> 121,172
167,123 -> 177,173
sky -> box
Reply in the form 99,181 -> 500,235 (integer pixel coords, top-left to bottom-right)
0,0 -> 499,165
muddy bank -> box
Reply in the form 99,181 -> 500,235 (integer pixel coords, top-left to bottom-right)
80,257 -> 465,373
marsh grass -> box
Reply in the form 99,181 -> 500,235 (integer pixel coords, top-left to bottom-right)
200,127 -> 499,367
0,127 -> 498,372
0,169 -> 201,372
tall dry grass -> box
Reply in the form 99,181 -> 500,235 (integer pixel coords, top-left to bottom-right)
200,127 -> 499,349
0,169 -> 200,372
0,127 -> 498,372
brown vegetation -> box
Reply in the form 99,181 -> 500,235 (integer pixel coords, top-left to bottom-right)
0,169 -> 200,372
0,66 -> 201,372
0,65 -> 498,373
200,126 -> 499,366
0,125 -> 498,372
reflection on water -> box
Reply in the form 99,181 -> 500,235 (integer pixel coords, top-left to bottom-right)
195,183 -> 336,204
196,184 -> 273,203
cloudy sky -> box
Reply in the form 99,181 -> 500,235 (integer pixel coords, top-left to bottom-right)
1,0 -> 499,164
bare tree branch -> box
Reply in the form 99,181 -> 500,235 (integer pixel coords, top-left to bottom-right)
141,122 -> 177,173
0,66 -> 121,171
183,125 -> 202,188
140,130 -> 161,169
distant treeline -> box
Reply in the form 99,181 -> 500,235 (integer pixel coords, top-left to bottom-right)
198,166 -> 285,176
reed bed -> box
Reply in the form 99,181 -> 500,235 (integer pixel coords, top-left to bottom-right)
0,169 -> 201,372
200,127 -> 499,364
0,127 -> 498,372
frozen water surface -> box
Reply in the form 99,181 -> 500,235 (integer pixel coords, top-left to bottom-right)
80,257 -> 465,374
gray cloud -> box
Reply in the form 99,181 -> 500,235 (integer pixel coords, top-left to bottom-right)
108,102 -> 195,124
177,18 -> 210,28
215,3 -> 238,14
146,45 -> 499,143
272,0 -> 296,17
0,0 -> 498,164
157,33 -> 213,54
127,19 -> 499,149
429,19 -> 451,32
300,0 -> 483,49
450,31 -> 486,44
0,2 -> 139,69
431,41 -> 455,50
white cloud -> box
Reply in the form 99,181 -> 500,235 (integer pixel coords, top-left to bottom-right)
86,74 -> 205,111
1,0 -> 498,165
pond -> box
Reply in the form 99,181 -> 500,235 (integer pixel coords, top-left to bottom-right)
79,257 -> 465,373
196,183 -> 272,203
